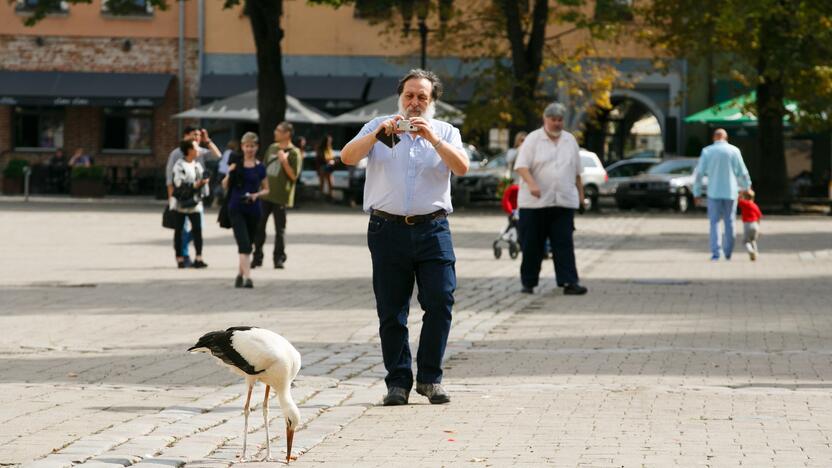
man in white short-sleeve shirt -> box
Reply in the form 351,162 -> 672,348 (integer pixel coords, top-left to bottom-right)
341,69 -> 469,407
513,102 -> 588,296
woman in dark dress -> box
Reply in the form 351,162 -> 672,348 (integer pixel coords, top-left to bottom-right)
222,132 -> 269,288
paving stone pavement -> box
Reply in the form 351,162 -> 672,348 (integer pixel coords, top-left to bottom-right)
1,200 -> 831,467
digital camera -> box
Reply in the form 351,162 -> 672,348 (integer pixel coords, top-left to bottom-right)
396,120 -> 418,132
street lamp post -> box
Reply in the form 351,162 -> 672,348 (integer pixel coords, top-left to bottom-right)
402,0 -> 440,70
418,17 -> 429,69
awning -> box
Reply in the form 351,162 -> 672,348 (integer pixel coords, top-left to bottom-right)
328,94 -> 465,125
0,71 -> 173,107
173,90 -> 332,124
684,92 -> 799,125
198,74 -> 369,101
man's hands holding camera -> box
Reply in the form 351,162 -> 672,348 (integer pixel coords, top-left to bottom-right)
377,115 -> 438,145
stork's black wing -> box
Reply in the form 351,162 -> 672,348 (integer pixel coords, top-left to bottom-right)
189,328 -> 264,375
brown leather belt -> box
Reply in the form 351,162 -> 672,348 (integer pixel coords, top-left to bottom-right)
371,209 -> 447,225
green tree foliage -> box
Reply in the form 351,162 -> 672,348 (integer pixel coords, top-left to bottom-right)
638,0 -> 832,201
315,0 -> 627,138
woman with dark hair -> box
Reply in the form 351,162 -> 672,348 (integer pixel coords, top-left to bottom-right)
222,132 -> 269,288
172,140 -> 209,269
315,134 -> 335,196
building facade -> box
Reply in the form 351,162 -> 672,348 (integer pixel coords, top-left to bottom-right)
0,0 -> 199,194
1,0 -> 687,194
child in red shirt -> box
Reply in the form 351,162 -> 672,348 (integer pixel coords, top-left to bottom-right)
737,189 -> 762,261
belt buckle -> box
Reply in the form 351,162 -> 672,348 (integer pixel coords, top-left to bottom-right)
404,215 -> 417,225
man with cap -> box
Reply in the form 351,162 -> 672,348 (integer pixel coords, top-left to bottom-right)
513,102 -> 588,295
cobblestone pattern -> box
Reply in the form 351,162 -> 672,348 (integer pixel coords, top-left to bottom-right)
3,202 -> 830,467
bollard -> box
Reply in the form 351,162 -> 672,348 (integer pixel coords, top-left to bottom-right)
23,166 -> 31,202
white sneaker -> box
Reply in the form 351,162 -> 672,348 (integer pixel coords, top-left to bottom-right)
745,242 -> 757,261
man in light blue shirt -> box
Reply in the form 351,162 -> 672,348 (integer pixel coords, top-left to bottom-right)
693,128 -> 752,260
342,69 -> 469,407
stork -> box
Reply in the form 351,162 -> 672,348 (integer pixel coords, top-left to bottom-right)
188,326 -> 301,463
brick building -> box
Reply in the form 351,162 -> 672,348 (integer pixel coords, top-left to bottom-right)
0,0 -> 199,194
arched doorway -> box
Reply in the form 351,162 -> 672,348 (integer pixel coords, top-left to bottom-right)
580,91 -> 665,164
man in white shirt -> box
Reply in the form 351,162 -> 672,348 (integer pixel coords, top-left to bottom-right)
341,69 -> 469,407
514,102 -> 588,295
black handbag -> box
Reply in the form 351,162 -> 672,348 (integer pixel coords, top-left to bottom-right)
217,194 -> 232,229
162,206 -> 178,229
173,183 -> 199,209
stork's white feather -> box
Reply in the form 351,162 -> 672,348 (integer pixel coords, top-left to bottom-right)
232,328 -> 301,382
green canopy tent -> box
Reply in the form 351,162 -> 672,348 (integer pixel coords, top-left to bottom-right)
684,92 -> 798,125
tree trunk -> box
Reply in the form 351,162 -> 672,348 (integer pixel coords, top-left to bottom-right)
248,0 -> 286,155
499,0 -> 547,133
756,79 -> 788,203
755,15 -> 788,205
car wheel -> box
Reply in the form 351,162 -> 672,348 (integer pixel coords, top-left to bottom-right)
676,190 -> 691,213
583,185 -> 599,212
453,186 -> 471,207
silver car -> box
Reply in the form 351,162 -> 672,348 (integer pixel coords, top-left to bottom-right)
598,158 -> 661,201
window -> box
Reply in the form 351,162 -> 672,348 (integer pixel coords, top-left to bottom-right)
13,107 -> 64,149
101,0 -> 153,16
102,108 -> 152,152
581,155 -> 600,168
594,0 -> 633,22
15,0 -> 68,13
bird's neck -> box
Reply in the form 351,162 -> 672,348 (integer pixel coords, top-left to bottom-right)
276,385 -> 299,420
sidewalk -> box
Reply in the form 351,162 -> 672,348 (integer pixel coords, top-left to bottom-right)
1,203 -> 830,467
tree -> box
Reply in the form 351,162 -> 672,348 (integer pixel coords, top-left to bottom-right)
316,0 -> 626,139
17,0 -> 288,152
638,0 -> 832,202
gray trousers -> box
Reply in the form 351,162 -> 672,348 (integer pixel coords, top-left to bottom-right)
743,222 -> 760,252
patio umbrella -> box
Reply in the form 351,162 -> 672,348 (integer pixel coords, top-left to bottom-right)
684,92 -> 798,125
173,90 -> 331,124
328,94 -> 465,125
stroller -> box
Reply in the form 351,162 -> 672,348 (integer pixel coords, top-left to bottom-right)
493,184 -> 520,259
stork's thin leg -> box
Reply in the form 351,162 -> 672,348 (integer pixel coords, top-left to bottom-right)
241,382 -> 253,461
263,385 -> 272,461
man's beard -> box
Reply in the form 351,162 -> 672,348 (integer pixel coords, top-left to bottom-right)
398,98 -> 436,120
544,128 -> 563,138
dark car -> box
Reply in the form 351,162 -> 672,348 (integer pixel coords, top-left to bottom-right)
598,158 -> 661,201
614,157 -> 698,212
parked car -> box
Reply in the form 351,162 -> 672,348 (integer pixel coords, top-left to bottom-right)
297,152 -> 320,200
598,158 -> 661,202
579,149 -> 607,212
451,152 -> 509,204
298,150 -> 353,202
614,157 -> 698,212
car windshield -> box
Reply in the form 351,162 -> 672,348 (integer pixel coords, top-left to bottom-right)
483,155 -> 508,168
581,155 -> 599,168
647,159 -> 695,175
464,145 -> 485,162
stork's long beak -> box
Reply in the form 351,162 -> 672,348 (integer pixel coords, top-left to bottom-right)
286,427 -> 294,463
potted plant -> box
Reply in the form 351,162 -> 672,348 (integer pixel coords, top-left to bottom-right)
2,159 -> 29,195
70,165 -> 106,198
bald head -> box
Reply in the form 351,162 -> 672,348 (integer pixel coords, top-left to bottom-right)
713,128 -> 728,141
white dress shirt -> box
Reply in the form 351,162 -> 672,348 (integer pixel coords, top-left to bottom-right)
513,129 -> 581,209
351,116 -> 463,215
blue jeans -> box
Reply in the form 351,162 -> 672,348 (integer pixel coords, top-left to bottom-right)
179,207 -> 205,257
518,207 -> 579,288
367,215 -> 456,390
707,198 -> 737,259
